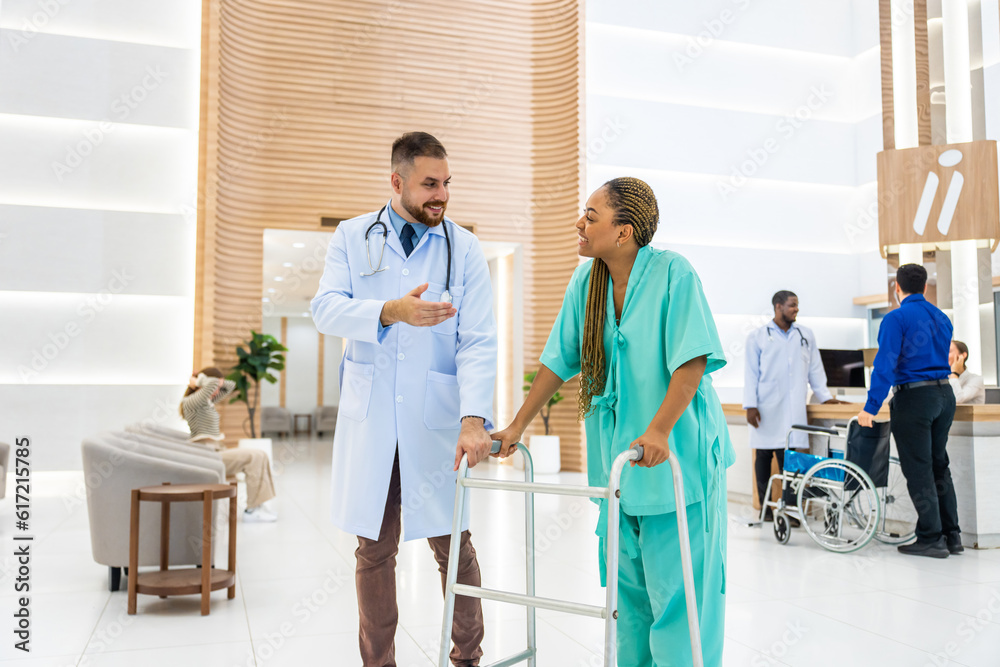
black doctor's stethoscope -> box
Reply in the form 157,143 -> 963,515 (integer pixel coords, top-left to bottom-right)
767,325 -> 809,350
361,205 -> 454,303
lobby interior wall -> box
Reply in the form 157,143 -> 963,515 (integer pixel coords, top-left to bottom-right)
0,0 -> 203,469
586,0 -> 887,403
196,1 -> 586,468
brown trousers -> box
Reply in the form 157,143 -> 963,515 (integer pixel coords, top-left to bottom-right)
220,448 -> 275,509
356,450 -> 484,667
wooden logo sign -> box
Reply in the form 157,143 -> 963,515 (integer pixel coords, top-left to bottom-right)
876,140 -> 999,251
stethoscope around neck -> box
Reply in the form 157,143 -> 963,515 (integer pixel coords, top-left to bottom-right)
767,324 -> 808,349
361,204 -> 453,303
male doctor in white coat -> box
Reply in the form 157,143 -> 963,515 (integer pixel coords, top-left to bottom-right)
311,132 -> 496,667
743,290 -> 842,519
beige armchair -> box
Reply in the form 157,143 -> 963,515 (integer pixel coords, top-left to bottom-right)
82,433 -> 225,591
313,406 -> 339,438
261,406 -> 292,438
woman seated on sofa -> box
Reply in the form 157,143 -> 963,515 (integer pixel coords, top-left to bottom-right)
181,367 -> 279,522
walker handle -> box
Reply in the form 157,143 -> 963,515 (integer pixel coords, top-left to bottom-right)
630,445 -> 644,462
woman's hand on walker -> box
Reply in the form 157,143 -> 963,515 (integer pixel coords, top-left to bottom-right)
488,426 -> 522,458
629,430 -> 670,468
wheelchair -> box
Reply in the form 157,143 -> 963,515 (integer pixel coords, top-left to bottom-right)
756,419 -> 917,553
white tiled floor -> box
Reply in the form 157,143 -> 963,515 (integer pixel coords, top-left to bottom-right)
3,438 -> 1000,666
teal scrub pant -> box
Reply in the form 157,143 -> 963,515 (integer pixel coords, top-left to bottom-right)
600,501 -> 726,667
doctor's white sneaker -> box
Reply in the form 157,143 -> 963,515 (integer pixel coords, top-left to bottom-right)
243,506 -> 278,523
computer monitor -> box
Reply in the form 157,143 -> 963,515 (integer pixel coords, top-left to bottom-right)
819,349 -> 867,388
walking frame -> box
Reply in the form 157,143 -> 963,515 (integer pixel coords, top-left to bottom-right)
439,442 -> 704,667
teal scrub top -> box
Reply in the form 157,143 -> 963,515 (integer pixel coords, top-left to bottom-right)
541,246 -> 736,520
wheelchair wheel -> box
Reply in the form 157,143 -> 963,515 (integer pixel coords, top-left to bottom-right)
873,455 -> 917,545
797,459 -> 880,553
773,511 -> 791,544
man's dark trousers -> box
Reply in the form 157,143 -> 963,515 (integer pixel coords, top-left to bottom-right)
889,383 -> 960,544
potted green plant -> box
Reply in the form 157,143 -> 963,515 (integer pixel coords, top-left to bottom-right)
522,370 -> 564,473
227,332 -> 286,458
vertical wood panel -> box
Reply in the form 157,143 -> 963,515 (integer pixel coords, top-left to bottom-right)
879,0 -> 896,150
196,0 -> 583,467
914,0 -> 932,146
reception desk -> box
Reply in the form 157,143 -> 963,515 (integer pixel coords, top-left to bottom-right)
723,403 -> 1000,549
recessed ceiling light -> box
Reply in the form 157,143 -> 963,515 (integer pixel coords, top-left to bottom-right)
282,262 -> 294,268
301,312 -> 311,317
267,288 -> 276,293
292,242 -> 305,248
262,297 -> 270,302
274,276 -> 284,282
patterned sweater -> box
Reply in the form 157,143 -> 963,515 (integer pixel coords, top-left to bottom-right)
181,376 -> 236,441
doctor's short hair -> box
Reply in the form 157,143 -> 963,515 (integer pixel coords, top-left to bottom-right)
896,263 -> 927,295
772,290 -> 797,307
391,132 -> 448,174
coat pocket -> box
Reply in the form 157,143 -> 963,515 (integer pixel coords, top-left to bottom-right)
424,370 -> 461,430
425,283 -> 465,336
340,359 -> 375,421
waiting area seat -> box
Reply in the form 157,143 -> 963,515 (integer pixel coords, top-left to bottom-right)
313,406 -> 338,438
82,432 -> 226,591
260,407 -> 292,438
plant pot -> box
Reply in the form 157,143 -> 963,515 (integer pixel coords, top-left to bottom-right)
518,435 -> 560,474
238,437 -> 273,465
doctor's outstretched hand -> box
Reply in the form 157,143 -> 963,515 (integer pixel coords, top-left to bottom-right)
380,283 -> 457,328
455,417 -> 493,470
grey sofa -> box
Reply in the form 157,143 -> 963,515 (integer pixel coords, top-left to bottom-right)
313,406 -> 338,438
261,407 -> 292,438
82,432 -> 226,591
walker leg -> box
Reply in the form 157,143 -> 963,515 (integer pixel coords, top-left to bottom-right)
521,447 -> 537,667
439,460 -> 471,667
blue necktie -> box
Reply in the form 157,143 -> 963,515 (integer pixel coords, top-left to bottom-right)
400,223 -> 415,257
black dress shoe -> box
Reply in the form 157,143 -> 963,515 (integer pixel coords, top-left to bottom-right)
898,537 -> 949,559
762,508 -> 774,522
946,533 -> 965,555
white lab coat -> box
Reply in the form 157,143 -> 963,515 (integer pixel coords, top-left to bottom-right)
311,203 -> 497,541
742,321 -> 832,449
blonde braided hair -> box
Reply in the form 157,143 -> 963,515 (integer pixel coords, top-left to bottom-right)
578,177 -> 659,420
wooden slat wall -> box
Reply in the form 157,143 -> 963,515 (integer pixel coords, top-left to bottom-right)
913,0 -> 932,146
195,0 -> 584,469
878,0 -> 896,150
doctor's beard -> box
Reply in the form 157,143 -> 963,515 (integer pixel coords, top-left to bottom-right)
401,193 -> 447,227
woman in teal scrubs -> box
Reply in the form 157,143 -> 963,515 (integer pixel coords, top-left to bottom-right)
492,177 -> 734,666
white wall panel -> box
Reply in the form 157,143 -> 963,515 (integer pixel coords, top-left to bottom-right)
588,164 -> 871,254
0,384 -> 190,470
0,291 -> 192,385
661,242 -> 871,320
0,205 -> 193,295
260,316 -> 281,409
587,95 -> 859,186
585,0 -> 856,56
0,0 -> 201,49
0,113 -> 196,212
0,31 -> 198,128
588,23 -> 858,121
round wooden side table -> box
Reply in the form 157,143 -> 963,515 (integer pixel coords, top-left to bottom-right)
127,482 -> 237,616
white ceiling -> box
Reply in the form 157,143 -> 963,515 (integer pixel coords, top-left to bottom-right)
262,228 -> 333,318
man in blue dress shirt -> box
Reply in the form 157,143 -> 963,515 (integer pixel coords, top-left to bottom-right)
857,264 -> 961,558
